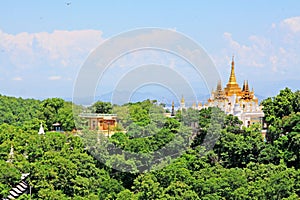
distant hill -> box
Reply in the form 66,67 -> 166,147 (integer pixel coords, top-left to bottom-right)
70,90 -> 267,106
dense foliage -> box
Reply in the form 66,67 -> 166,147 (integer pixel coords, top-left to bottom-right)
0,88 -> 299,199
0,96 -> 77,132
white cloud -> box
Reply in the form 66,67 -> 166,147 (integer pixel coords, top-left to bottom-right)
281,16 -> 300,33
12,77 -> 22,81
222,32 -> 265,68
0,29 -> 104,69
48,76 -> 62,80
215,16 -> 300,82
211,17 -> 300,98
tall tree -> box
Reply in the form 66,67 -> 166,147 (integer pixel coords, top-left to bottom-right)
91,101 -> 112,114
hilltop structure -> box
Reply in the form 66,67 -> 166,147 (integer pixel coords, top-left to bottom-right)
180,57 -> 264,127
79,113 -> 117,135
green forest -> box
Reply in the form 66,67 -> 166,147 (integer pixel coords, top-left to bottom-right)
0,87 -> 299,199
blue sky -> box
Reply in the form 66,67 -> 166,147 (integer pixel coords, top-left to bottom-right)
0,1 -> 300,101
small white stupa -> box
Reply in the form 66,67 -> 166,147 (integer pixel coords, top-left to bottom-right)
6,144 -> 14,163
38,122 -> 45,135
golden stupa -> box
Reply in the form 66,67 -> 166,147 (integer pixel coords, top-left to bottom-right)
224,56 -> 243,97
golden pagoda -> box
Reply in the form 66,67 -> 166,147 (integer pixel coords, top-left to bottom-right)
205,56 -> 264,127
192,102 -> 196,109
181,95 -> 185,104
224,56 -> 243,97
180,95 -> 185,110
173,56 -> 264,127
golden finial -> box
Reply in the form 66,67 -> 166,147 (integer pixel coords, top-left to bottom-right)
228,55 -> 237,84
192,102 -> 196,108
181,95 -> 185,104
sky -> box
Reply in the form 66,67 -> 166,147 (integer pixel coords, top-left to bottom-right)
0,1 -> 300,102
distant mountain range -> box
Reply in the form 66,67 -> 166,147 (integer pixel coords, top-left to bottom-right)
69,90 -> 266,106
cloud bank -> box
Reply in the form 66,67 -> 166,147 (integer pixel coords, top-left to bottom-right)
215,16 -> 300,83
0,29 -> 103,70
0,17 -> 300,98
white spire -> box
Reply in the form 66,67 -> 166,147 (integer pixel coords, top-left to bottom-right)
38,122 -> 45,135
7,144 -> 14,163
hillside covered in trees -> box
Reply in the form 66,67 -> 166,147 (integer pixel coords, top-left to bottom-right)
0,88 -> 299,199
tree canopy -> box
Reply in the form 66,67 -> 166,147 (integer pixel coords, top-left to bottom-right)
0,89 -> 299,199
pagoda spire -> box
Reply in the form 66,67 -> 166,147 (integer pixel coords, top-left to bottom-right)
241,80 -> 252,101
224,56 -> 242,96
181,95 -> 185,104
215,80 -> 226,100
228,56 -> 237,84
217,80 -> 222,91
245,80 -> 249,91
242,80 -> 246,91
171,101 -> 175,116
38,122 -> 45,135
180,95 -> 185,110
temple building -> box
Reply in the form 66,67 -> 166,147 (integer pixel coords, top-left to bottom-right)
79,113 -> 117,133
180,56 -> 264,127
180,95 -> 186,111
